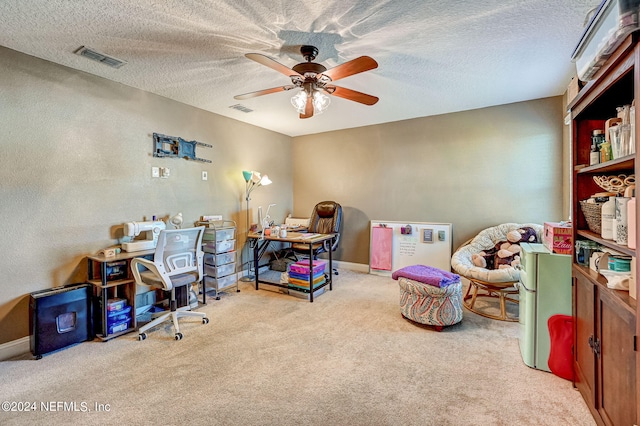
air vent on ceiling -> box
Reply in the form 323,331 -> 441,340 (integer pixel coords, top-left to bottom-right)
229,104 -> 253,113
74,46 -> 127,68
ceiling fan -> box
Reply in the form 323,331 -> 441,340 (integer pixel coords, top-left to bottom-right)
234,45 -> 379,119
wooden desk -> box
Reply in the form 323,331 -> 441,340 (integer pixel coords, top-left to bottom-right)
247,232 -> 335,302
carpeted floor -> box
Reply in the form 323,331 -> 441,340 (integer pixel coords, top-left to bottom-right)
0,269 -> 595,425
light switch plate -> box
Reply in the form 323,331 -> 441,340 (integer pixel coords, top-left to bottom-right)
151,166 -> 160,178
202,171 -> 208,181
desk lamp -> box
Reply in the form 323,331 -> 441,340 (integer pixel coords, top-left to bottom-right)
241,170 -> 272,280
169,212 -> 183,229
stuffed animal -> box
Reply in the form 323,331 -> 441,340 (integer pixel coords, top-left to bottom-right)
472,251 -> 495,269
507,226 -> 538,244
497,241 -> 521,258
498,254 -> 521,269
471,227 -> 537,271
495,238 -> 527,268
472,253 -> 486,268
473,240 -> 524,270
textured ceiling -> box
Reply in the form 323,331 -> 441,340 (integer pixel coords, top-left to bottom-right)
0,0 -> 596,137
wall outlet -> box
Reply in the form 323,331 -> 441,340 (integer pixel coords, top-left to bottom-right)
151,166 -> 160,178
160,167 -> 170,178
202,171 -> 208,181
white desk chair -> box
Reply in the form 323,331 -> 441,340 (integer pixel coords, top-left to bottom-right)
131,226 -> 209,340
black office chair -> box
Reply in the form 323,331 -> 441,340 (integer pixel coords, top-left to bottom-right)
291,201 -> 342,275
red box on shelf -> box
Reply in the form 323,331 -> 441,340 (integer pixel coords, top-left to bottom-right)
543,222 -> 573,255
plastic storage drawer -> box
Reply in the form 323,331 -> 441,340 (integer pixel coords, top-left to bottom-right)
107,305 -> 132,325
204,274 -> 237,290
204,262 -> 236,278
203,239 -> 236,253
203,227 -> 236,242
108,318 -> 131,334
204,251 -> 235,266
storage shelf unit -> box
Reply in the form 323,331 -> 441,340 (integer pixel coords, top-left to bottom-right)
198,220 -> 239,302
87,249 -> 154,340
568,33 -> 638,426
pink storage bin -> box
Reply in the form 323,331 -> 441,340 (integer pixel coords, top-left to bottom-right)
543,222 -> 572,255
290,259 -> 327,275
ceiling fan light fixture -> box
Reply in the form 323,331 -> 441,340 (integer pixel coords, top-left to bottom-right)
312,91 -> 330,114
290,90 -> 308,114
290,89 -> 330,115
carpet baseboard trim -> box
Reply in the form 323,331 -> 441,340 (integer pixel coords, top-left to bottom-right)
333,260 -> 369,273
0,336 -> 30,361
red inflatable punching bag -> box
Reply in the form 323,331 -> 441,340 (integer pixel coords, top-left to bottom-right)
547,314 -> 574,381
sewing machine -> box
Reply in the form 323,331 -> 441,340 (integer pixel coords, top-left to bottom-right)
121,220 -> 166,252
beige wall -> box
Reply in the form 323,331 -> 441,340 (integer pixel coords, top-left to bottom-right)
0,47 -> 292,344
0,45 -> 568,345
292,97 -> 566,265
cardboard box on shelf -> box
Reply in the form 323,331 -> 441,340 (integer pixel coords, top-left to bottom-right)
543,222 -> 573,255
566,76 -> 583,105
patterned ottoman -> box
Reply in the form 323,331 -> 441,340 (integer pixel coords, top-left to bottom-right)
393,265 -> 463,330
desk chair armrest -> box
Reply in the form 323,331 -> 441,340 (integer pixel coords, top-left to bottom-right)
131,257 -> 164,288
323,233 -> 340,252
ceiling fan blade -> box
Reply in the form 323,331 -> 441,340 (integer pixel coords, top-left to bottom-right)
300,94 -> 314,119
234,85 -> 295,100
245,53 -> 302,78
319,56 -> 378,82
324,85 -> 379,106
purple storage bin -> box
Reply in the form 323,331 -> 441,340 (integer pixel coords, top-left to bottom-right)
290,259 -> 327,275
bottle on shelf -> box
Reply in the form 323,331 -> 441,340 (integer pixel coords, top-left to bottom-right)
590,143 -> 600,165
601,196 -> 616,240
627,186 -> 636,249
617,105 -> 630,123
600,141 -> 612,162
615,196 -> 631,245
591,129 -> 605,166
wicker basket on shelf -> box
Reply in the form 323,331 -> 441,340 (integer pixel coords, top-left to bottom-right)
579,201 -> 603,234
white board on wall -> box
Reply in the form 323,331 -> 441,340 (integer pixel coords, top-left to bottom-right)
369,220 -> 453,276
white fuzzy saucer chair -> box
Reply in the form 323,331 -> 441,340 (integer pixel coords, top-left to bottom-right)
450,223 -> 543,321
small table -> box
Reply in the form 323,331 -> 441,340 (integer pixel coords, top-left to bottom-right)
247,232 -> 335,302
